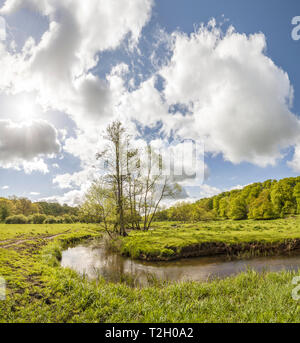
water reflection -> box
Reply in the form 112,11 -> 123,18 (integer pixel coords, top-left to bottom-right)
61,243 -> 300,286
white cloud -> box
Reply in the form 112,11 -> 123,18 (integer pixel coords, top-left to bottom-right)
197,184 -> 221,198
30,192 -> 40,195
159,23 -> 300,167
225,184 -> 249,192
0,0 -> 153,129
53,169 -> 97,190
40,188 -> 87,207
161,184 -> 222,207
118,76 -> 169,129
0,16 -> 6,41
288,145 -> 300,172
0,0 -> 154,181
2,185 -> 9,190
0,119 -> 60,173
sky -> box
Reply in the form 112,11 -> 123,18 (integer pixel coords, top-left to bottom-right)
0,0 -> 300,206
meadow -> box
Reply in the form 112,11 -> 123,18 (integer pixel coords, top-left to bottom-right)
1,220 -> 300,322
120,218 -> 300,260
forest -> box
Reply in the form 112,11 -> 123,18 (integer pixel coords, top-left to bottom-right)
155,177 -> 300,222
2,175 -> 300,225
0,197 -> 79,224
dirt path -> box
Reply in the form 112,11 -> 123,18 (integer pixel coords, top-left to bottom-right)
0,230 -> 71,249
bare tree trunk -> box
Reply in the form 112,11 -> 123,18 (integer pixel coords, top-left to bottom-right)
146,180 -> 167,230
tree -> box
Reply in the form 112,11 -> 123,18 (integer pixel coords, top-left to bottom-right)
249,190 -> 276,220
81,181 -> 116,237
15,198 -> 38,216
95,121 -> 180,234
138,145 -> 180,230
270,178 -> 296,217
0,199 -> 12,222
219,197 -> 229,218
97,121 -> 129,236
228,196 -> 247,220
293,182 -> 300,214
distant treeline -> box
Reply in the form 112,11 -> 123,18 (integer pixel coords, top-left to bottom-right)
155,176 -> 300,222
0,197 -> 79,224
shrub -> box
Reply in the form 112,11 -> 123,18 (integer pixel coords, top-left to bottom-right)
55,217 -> 64,224
62,215 -> 74,223
71,215 -> 79,223
28,214 -> 47,224
43,216 -> 59,224
5,215 -> 28,224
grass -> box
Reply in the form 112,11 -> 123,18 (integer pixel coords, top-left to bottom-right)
1,221 -> 300,322
0,223 -> 98,242
119,218 -> 300,260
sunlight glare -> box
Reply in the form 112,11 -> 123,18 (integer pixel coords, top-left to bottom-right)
18,97 -> 37,122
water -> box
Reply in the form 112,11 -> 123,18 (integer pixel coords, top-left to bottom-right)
61,243 -> 300,286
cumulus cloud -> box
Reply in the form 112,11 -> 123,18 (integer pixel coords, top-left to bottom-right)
0,0 -> 153,127
0,0 -> 154,180
197,184 -> 221,198
53,169 -> 98,190
106,22 -> 300,170
0,119 -> 60,172
288,145 -> 300,172
161,183 -> 221,207
225,184 -> 249,192
158,23 -> 300,167
40,188 -> 87,207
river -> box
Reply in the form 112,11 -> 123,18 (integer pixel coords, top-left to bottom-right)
61,242 -> 300,286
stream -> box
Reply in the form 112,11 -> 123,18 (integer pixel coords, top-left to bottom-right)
61,242 -> 300,286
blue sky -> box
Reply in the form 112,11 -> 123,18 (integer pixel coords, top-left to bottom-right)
0,0 -> 300,205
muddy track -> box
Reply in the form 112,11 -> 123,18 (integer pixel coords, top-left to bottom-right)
0,230 -> 71,249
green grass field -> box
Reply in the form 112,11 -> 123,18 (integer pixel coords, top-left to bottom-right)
119,218 -> 300,260
1,221 -> 300,322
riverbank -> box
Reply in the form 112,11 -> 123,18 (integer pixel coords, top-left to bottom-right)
1,222 -> 300,323
118,218 -> 300,261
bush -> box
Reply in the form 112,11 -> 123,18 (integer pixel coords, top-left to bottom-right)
55,217 -> 64,224
70,215 -> 79,223
5,215 -> 28,224
62,215 -> 74,223
43,216 -> 59,224
28,213 -> 47,224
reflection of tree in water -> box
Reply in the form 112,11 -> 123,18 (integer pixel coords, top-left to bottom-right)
90,247 -> 187,287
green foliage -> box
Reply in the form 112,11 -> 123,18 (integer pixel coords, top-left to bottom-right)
5,214 -> 28,224
43,216 -> 60,224
37,201 -> 79,217
228,196 -> 247,220
0,199 -> 11,222
28,213 -> 47,224
0,196 -> 79,223
155,176 -> 300,222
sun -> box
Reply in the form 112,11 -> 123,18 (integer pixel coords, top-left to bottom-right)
18,96 -> 38,122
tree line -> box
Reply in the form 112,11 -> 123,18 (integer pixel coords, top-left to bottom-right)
0,197 -> 79,224
154,177 -> 300,222
3,121 -> 300,228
